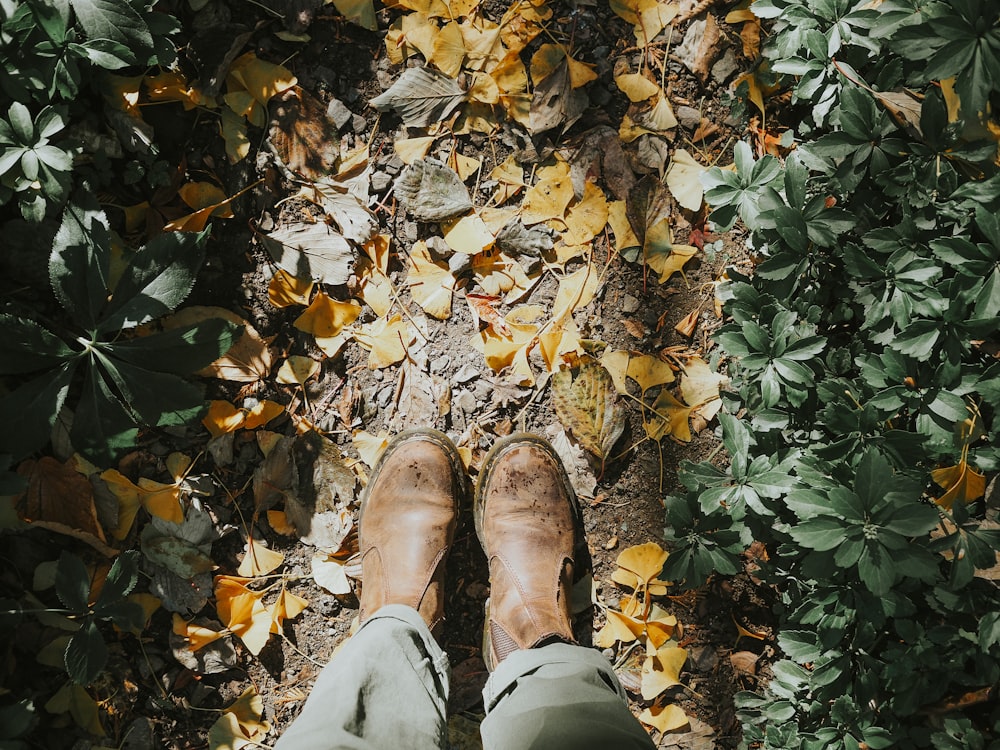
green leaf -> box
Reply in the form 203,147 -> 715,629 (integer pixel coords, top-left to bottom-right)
69,362 -> 139,465
778,630 -> 823,663
107,317 -> 239,374
50,192 -> 112,330
98,230 -> 207,333
64,618 -> 107,685
69,0 -> 152,52
55,552 -> 91,612
96,354 -> 206,428
789,517 -> 846,551
0,315 -> 75,374
94,550 -> 138,611
858,542 -> 895,595
0,361 -> 76,461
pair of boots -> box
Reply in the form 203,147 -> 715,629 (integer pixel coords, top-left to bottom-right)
358,429 -> 580,670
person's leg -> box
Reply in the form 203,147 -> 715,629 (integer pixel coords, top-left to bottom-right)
474,434 -> 656,750
275,429 -> 466,750
274,604 -> 449,750
480,641 -> 656,750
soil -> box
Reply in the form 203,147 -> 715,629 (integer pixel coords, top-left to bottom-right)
1,0 -> 778,747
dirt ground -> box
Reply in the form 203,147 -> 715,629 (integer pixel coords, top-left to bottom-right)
2,0 -> 780,747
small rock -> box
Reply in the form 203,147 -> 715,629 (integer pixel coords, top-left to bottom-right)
372,368 -> 383,381
350,113 -> 367,134
590,83 -> 612,106
371,171 -> 392,192
454,389 -> 477,413
376,384 -> 394,408
384,154 -> 405,175
454,363 -> 480,383
326,98 -> 353,131
675,105 -> 702,130
430,354 -> 451,373
622,294 -> 640,313
689,645 -> 719,672
313,66 -> 336,85
316,595 -> 341,617
448,252 -> 472,277
472,380 -> 492,402
711,48 -> 740,86
343,87 -> 361,104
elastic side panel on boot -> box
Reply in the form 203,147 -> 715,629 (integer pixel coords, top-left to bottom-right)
490,620 -> 520,664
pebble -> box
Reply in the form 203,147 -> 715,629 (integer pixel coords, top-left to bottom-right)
316,595 -> 341,617
430,354 -> 451,373
327,98 -> 353,131
454,389 -> 477,413
384,155 -> 405,175
350,113 -> 367,134
377,384 -> 395,408
448,252 -> 472,277
622,294 -> 640,313
371,171 -> 392,192
675,105 -> 702,130
711,48 -> 740,85
472,380 -> 491,402
454,363 -> 480,383
372,368 -> 383,381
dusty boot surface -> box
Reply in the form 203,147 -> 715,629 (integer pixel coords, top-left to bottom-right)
475,433 -> 581,670
359,429 -> 465,634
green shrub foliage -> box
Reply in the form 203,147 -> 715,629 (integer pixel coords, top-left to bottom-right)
671,1 -> 1000,747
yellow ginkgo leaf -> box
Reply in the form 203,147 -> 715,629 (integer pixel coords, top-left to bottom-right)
227,52 -> 297,108
137,477 -> 184,524
332,0 -> 377,30
450,151 -> 482,181
628,354 -> 676,393
638,703 -> 688,733
237,537 -> 285,577
529,43 -> 565,86
268,269 -> 313,308
100,469 -> 144,540
646,609 -> 679,648
312,552 -> 353,595
244,400 -> 285,430
215,576 -> 273,656
490,154 -> 525,204
294,291 -> 361,338
563,182 -> 609,246
203,400 -> 246,437
538,318 -> 584,372
225,687 -> 271,739
552,264 -> 601,324
430,20 -> 467,77
394,135 -> 437,164
641,644 -> 687,700
467,71 -> 500,104
353,314 -> 417,369
357,234 -> 394,317
521,159 -> 574,225
270,588 -> 309,633
443,213 -> 495,254
208,711 -> 255,750
353,429 -> 390,469
666,148 -> 706,211
594,607 -> 646,647
276,355 -> 321,386
566,55 -> 598,88
615,542 -> 669,587
267,510 -> 297,536
615,73 -> 660,102
680,357 -> 724,421
932,460 -> 986,510
221,108 -> 250,164
407,241 -> 456,319
607,200 -> 641,253
172,613 -> 226,652
469,307 -> 540,385
601,350 -> 631,395
646,390 -> 693,443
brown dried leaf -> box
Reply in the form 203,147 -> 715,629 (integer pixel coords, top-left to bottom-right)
268,86 -> 339,181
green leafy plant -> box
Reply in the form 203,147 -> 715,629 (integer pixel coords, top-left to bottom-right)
0,192 -> 240,465
672,0 -> 1000,745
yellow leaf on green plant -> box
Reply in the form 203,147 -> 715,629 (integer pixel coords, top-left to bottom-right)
353,314 -> 417,369
666,149 -> 706,211
268,269 -> 314,308
237,536 -> 285,577
932,460 -> 986,510
294,291 -> 361,338
276,355 -> 321,386
521,159 -> 574,225
638,703 -> 688,733
443,212 -> 495,254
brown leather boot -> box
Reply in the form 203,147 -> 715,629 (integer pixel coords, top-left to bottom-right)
358,429 -> 464,634
475,433 -> 581,670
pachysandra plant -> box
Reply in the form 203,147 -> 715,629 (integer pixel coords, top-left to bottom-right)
0,190 -> 239,465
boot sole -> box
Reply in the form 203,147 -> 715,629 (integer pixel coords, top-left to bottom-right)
473,433 -> 586,670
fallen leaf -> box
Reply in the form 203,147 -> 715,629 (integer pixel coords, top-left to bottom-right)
164,307 -> 273,383
268,87 -> 340,181
552,264 -> 601,324
267,510 -> 297,536
172,613 -> 227,652
215,576 -> 273,655
227,52 -> 297,116
646,390 -> 693,442
469,305 -> 541,385
551,361 -> 626,467
616,72 -> 661,102
563,182 -> 609,246
237,537 -> 285,577
294,291 -> 361,338
45,683 -> 103,737
467,293 -> 510,335
208,711 -> 256,750
270,587 -> 309,632
639,703 -> 688,733
528,58 -> 588,134
674,309 -> 699,338
353,314 -> 417,369
260,221 -> 356,285
276,355 -> 321,386
332,0 -> 377,30
595,607 -> 647,647
394,135 -> 437,164
369,66 -> 466,127
613,542 -> 669,592
312,552 -> 352,594
356,234 -> 394,317
352,430 -> 389,469
221,108 -> 250,163
394,158 -> 473,221
628,354 -> 676,393
641,645 -> 687,699
268,269 -> 314,308
443,212 -> 495,254
679,357 -> 724,421
666,149 -> 706,211
407,241 -> 455,319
